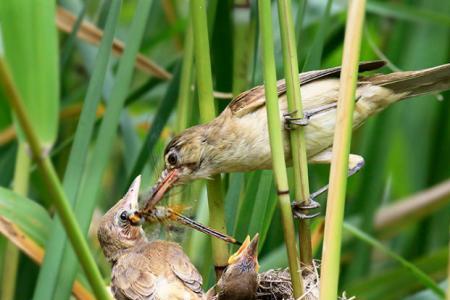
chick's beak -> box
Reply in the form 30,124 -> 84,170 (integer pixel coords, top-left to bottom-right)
144,168 -> 179,212
244,233 -> 259,260
123,175 -> 141,211
228,234 -> 260,271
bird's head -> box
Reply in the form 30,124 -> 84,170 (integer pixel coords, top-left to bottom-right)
97,175 -> 144,262
145,125 -> 216,208
227,233 -> 260,274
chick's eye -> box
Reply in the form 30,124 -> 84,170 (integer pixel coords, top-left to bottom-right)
167,152 -> 178,165
119,211 -> 128,222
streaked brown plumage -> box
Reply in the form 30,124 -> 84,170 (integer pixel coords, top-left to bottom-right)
98,176 -> 204,300
146,61 -> 450,209
207,234 -> 260,300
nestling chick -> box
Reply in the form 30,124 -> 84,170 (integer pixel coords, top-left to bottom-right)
207,234 -> 260,300
147,61 -> 450,211
98,176 -> 204,300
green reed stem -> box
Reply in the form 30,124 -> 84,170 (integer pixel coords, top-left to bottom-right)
190,0 -> 229,277
319,0 -> 366,298
277,0 -> 313,266
258,1 -> 304,297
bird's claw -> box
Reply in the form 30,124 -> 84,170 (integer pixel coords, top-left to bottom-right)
291,198 -> 321,220
283,110 -> 310,130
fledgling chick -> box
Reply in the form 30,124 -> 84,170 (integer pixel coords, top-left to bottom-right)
97,176 -> 204,300
207,234 -> 260,300
147,61 -> 450,213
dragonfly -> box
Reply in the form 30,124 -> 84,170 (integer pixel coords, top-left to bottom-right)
128,204 -> 241,245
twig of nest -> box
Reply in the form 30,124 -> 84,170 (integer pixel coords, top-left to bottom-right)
256,260 -> 354,300
256,261 -> 320,300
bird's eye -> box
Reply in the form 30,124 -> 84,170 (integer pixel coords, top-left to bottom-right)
119,211 -> 128,222
167,152 -> 178,166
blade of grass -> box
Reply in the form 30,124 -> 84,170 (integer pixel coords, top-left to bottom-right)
277,0 -> 313,265
0,36 -> 110,300
60,1 -> 88,71
344,222 -> 445,298
258,1 -> 303,297
50,1 -> 153,298
33,1 -> 121,298
319,0 -> 366,298
190,0 -> 229,278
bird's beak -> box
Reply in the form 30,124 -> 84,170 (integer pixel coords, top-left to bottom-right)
142,168 -> 179,213
244,233 -> 259,260
123,175 -> 141,211
228,233 -> 259,270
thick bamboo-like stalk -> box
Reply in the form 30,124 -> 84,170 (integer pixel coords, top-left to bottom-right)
277,0 -> 313,266
258,1 -> 304,298
0,55 -> 111,300
190,0 -> 229,278
319,0 -> 366,298
1,144 -> 30,300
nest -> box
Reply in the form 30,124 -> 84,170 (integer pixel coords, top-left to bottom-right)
256,261 -> 354,300
256,261 -> 319,300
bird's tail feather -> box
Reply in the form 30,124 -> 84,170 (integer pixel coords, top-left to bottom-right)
369,63 -> 450,99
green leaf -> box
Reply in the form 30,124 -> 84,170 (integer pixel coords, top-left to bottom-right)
0,0 -> 59,148
0,187 -> 94,299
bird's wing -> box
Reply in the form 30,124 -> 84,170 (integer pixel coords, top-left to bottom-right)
112,252 -> 157,300
167,243 -> 204,296
229,60 -> 385,117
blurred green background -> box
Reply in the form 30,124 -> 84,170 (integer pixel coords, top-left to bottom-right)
0,0 -> 448,299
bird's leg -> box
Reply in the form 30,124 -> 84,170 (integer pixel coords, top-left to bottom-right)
283,102 -> 339,130
292,149 -> 365,219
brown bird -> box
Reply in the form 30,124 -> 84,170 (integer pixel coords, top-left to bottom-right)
207,234 -> 260,300
146,61 -> 450,215
97,176 -> 204,300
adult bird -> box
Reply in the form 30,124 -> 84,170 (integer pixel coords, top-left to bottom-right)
147,61 -> 450,216
207,234 -> 260,300
98,176 -> 204,300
